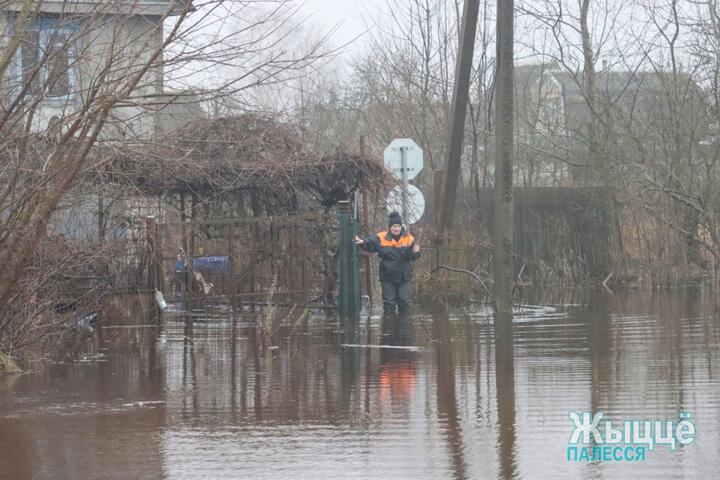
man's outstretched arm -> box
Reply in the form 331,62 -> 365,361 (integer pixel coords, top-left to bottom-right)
355,235 -> 379,253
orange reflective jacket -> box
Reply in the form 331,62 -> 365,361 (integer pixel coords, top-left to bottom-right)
359,228 -> 420,283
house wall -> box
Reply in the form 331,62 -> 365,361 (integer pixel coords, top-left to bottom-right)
1,2 -> 179,139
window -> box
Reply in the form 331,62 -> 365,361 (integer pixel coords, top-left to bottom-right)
20,30 -> 40,92
16,17 -> 78,99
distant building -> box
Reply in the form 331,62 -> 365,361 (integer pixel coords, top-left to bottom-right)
514,62 -> 709,185
0,0 -> 203,139
0,1 -> 207,239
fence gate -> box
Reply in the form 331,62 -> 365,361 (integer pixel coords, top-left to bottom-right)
156,214 -> 337,306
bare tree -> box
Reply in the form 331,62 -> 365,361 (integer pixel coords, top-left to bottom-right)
351,0 -> 462,184
515,0 -> 720,281
0,0 -> 331,357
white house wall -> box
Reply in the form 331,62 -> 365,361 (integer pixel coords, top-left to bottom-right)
1,6 -> 169,139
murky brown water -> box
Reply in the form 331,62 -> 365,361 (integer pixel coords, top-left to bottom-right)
1,289 -> 719,479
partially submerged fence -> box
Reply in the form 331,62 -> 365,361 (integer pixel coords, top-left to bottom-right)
154,214 -> 337,306
476,186 -> 617,282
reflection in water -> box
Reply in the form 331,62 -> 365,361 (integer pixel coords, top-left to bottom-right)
0,324 -> 165,480
340,315 -> 360,411
434,308 -> 468,480
181,314 -> 199,417
1,291 -> 720,479
494,311 -> 517,480
379,312 -> 417,409
251,325 -> 263,422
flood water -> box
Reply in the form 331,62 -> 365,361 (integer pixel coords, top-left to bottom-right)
1,289 -> 719,479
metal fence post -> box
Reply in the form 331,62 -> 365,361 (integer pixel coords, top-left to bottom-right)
338,200 -> 361,316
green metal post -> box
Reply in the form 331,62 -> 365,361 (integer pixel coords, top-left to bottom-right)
351,192 -> 361,313
338,200 -> 361,316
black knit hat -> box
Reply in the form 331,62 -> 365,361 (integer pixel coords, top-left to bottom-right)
388,211 -> 403,227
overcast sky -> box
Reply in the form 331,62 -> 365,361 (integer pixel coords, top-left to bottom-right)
299,0 -> 373,53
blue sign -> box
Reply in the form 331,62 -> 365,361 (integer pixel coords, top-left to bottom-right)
192,256 -> 230,273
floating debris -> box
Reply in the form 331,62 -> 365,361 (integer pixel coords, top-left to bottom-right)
78,353 -> 108,363
341,344 -> 422,352
120,400 -> 166,408
155,290 -> 168,310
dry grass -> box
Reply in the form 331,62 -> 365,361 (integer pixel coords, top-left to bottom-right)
0,352 -> 22,375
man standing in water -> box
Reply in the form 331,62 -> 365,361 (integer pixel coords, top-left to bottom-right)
355,211 -> 421,315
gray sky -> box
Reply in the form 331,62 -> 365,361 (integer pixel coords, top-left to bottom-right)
300,0 -> 373,52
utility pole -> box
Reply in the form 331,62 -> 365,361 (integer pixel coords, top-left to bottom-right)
438,0 -> 480,236
494,0 -> 514,320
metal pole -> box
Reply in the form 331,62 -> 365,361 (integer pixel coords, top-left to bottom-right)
229,222 -> 237,308
155,220 -> 164,294
146,216 -> 158,293
146,216 -> 163,318
98,187 -> 105,241
360,136 -> 373,308
351,194 -> 361,315
338,200 -> 361,316
400,146 -> 409,223
180,192 -> 188,293
433,169 -> 445,238
353,191 -> 360,221
338,201 -> 350,315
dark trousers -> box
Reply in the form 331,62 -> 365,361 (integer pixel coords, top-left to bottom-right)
174,272 -> 185,297
381,280 -> 412,314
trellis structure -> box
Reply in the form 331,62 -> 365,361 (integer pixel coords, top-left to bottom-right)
88,114 -> 390,307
